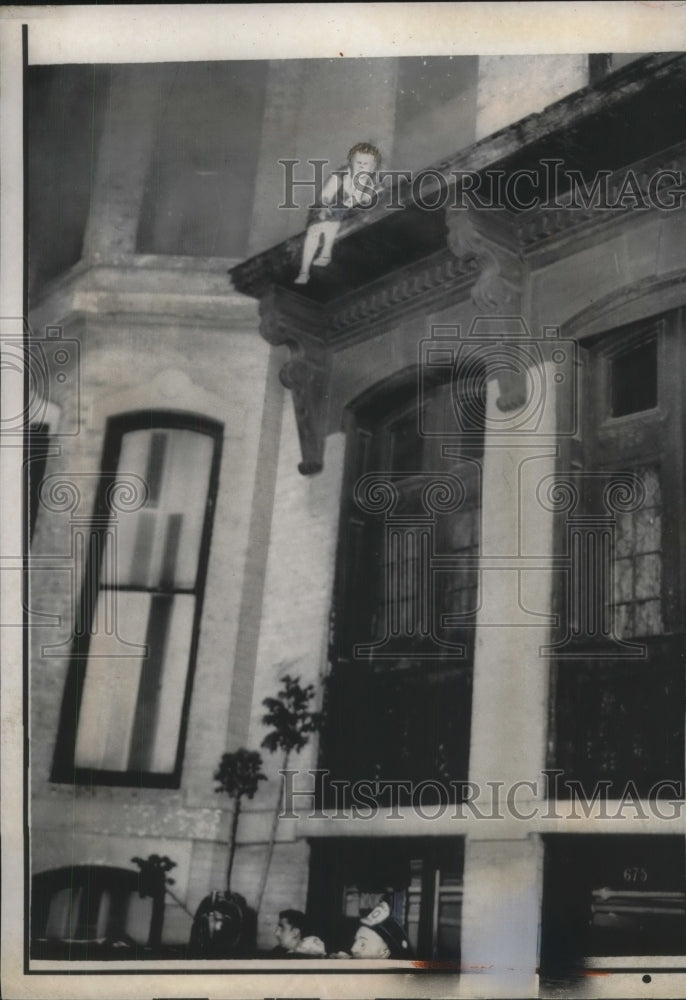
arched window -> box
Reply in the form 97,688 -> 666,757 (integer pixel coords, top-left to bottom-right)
52,411 -> 223,787
31,866 -> 153,959
323,368 -> 484,794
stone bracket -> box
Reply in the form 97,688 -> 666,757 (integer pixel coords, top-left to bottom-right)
493,365 -> 529,412
446,204 -> 524,313
446,205 -> 530,411
259,286 -> 330,475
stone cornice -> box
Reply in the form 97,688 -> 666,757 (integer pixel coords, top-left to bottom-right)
516,141 -> 686,254
29,257 -> 256,334
230,236 -> 302,300
324,249 -> 477,347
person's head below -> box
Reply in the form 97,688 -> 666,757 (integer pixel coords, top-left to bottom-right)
349,899 -> 411,959
293,934 -> 327,957
347,141 -> 382,178
275,909 -> 307,952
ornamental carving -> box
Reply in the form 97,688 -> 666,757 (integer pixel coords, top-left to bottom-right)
259,287 -> 330,475
445,205 -> 523,313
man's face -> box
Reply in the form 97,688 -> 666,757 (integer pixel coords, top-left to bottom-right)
275,917 -> 301,951
351,925 -> 390,959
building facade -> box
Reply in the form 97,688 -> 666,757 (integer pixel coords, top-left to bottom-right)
27,51 -> 686,994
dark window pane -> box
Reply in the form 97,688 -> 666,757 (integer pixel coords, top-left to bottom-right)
389,408 -> 423,472
550,645 -> 684,797
144,431 -> 168,507
541,836 -> 686,976
323,666 -> 472,797
608,465 -> 663,639
610,338 -> 657,416
307,838 -> 464,961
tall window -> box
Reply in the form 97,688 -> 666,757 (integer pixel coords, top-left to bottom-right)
580,313 -> 683,641
52,412 -> 222,787
551,311 -> 686,796
323,370 -> 484,797
32,866 -> 153,960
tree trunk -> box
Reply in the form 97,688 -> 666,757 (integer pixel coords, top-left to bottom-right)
147,869 -> 166,952
254,750 -> 289,916
226,793 -> 242,891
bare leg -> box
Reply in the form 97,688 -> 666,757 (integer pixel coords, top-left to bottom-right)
294,224 -> 325,284
311,220 -> 341,266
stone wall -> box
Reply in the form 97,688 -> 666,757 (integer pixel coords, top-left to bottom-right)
29,264 -> 272,941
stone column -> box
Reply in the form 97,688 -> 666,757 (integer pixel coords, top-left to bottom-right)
460,363 -> 557,997
446,203 -> 557,996
82,65 -> 173,262
247,61 -> 308,256
461,836 -> 544,997
468,367 -> 557,787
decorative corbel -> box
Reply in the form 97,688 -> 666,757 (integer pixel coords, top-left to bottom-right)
446,204 -> 523,313
493,363 -> 529,412
259,287 -> 331,475
446,204 -> 530,411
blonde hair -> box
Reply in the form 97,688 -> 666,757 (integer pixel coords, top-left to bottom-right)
348,142 -> 382,168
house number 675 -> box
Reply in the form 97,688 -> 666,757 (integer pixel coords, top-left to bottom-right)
623,867 -> 648,883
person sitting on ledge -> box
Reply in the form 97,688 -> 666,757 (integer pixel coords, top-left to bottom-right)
294,141 -> 382,285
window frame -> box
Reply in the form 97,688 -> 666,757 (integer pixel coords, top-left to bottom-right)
550,308 -> 686,648
333,367 -> 485,669
321,366 -> 483,803
541,307 -> 686,977
51,409 -> 223,789
547,307 -> 686,834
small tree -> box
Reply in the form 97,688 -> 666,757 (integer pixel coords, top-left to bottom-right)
255,672 -> 322,915
131,853 -> 177,952
214,748 -> 266,891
